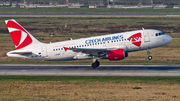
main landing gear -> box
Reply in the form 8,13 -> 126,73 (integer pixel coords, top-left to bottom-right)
91,59 -> 100,69
147,49 -> 152,60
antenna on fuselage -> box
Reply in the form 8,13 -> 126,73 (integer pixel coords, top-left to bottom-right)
70,38 -> 73,40
142,27 -> 145,30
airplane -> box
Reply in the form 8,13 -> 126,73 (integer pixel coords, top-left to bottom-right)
5,19 -> 172,69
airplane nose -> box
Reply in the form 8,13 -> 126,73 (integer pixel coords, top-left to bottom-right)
166,35 -> 172,44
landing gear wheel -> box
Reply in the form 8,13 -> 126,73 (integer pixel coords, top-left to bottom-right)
148,56 -> 152,60
92,63 -> 97,69
91,60 -> 100,69
95,61 -> 100,67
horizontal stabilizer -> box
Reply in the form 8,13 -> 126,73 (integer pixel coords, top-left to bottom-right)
8,51 -> 32,55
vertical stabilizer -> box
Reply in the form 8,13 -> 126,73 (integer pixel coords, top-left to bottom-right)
5,19 -> 42,50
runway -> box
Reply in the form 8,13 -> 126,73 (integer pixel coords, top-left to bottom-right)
1,14 -> 180,17
0,64 -> 180,76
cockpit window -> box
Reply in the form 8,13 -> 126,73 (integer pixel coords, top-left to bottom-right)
156,32 -> 165,36
159,32 -> 164,35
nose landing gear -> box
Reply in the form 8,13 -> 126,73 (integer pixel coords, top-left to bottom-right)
147,49 -> 152,60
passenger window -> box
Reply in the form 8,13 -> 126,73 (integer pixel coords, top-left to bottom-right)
156,33 -> 158,36
53,49 -> 55,51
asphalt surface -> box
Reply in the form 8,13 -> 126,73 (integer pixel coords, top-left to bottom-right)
1,14 -> 180,17
0,64 -> 180,76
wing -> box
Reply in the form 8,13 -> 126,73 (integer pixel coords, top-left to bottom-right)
64,44 -> 128,58
66,47 -> 120,57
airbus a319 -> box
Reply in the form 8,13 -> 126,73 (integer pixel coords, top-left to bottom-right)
5,19 -> 172,69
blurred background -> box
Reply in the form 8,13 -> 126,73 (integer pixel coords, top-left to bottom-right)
0,0 -> 180,8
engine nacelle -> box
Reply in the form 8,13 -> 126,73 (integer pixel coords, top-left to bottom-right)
107,49 -> 126,61
125,52 -> 128,58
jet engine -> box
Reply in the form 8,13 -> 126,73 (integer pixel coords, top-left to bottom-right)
107,49 -> 128,61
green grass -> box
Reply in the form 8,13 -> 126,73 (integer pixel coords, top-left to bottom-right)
0,76 -> 180,84
0,76 -> 179,100
0,7 -> 180,14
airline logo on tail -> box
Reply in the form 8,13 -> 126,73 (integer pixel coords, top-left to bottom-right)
6,20 -> 32,50
128,33 -> 141,47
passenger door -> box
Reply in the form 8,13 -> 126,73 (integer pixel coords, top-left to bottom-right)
144,31 -> 150,42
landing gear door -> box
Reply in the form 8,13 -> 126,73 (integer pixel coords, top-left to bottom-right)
144,31 -> 150,42
42,46 -> 48,57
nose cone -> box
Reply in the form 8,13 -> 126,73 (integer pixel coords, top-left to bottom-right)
166,35 -> 172,44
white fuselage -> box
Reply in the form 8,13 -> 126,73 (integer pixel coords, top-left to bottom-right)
7,29 -> 172,61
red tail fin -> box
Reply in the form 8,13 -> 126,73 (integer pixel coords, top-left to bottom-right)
5,19 -> 41,49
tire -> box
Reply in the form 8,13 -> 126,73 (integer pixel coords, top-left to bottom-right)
148,56 -> 152,60
92,63 -> 97,69
95,61 -> 100,67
